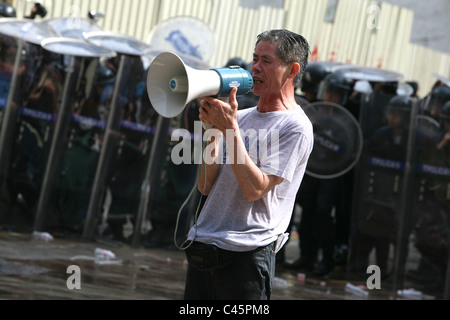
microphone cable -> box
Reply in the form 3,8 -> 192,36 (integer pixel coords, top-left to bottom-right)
173,139 -> 208,251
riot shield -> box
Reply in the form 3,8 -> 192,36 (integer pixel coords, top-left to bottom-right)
303,101 -> 363,179
78,31 -> 153,241
403,114 -> 450,299
348,91 -> 414,283
0,20 -> 60,230
31,38 -> 115,233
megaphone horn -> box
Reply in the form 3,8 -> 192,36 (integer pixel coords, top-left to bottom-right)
146,52 -> 253,118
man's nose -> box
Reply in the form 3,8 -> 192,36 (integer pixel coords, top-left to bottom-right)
251,61 -> 260,73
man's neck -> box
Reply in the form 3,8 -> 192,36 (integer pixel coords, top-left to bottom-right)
257,94 -> 298,113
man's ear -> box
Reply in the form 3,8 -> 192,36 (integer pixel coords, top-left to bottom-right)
290,62 -> 300,79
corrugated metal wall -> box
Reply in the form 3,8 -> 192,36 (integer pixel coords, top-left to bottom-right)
12,0 -> 450,97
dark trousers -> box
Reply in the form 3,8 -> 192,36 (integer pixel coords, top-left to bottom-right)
298,176 -> 338,263
184,242 -> 276,300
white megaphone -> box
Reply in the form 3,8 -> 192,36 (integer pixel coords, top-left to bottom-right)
146,52 -> 253,118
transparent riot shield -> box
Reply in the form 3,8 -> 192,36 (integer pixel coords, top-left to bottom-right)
402,114 -> 450,299
0,19 -> 58,173
81,31 -> 154,241
31,38 -> 115,233
348,91 -> 413,284
303,101 -> 363,179
0,20 -> 59,230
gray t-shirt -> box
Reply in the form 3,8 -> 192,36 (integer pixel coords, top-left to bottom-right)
188,105 -> 314,252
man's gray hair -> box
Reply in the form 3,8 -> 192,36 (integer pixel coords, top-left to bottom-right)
256,29 -> 310,86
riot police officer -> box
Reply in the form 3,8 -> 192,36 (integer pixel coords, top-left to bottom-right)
354,95 -> 414,277
407,99 -> 450,290
369,95 -> 413,159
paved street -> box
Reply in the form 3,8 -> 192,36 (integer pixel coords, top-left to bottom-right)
0,231 -> 427,302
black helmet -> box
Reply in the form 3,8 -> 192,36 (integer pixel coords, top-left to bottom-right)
387,95 -> 414,113
322,71 -> 352,91
428,85 -> 450,118
33,3 -> 47,18
441,100 -> 450,121
317,71 -> 352,105
301,62 -> 329,94
225,57 -> 247,70
25,2 -> 47,19
430,85 -> 450,105
0,3 -> 16,17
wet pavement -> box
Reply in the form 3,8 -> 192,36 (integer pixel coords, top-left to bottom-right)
0,230 -> 438,302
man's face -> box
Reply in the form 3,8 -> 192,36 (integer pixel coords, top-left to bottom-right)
251,40 -> 290,97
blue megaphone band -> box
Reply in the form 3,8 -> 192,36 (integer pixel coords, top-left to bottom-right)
211,66 -> 253,96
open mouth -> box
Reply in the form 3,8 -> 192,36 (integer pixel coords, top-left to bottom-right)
253,79 -> 263,84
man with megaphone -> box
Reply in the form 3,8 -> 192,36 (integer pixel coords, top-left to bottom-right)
181,29 -> 314,300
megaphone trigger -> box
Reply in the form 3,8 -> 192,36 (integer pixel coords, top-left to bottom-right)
147,52 -> 253,119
